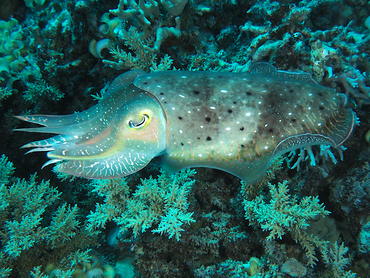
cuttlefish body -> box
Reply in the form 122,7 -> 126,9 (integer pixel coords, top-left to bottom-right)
16,63 -> 356,183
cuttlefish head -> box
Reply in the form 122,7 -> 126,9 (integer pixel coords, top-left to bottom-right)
15,70 -> 167,178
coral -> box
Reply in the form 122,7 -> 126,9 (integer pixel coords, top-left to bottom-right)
24,0 -> 46,9
1,174 -> 60,258
0,155 -> 99,277
98,12 -> 122,40
243,180 -> 330,266
186,51 -> 232,71
89,38 -> 112,59
0,154 -> 14,184
236,1 -> 316,65
0,18 -> 24,59
0,18 -> 43,91
0,18 -> 27,82
322,242 -> 356,278
109,0 -> 159,38
109,0 -> 187,47
311,39 -> 339,81
110,0 -> 188,27
103,27 -> 174,71
161,0 -> 188,16
130,208 -> 250,277
23,79 -> 64,102
103,27 -> 156,70
87,169 -> 196,241
145,16 -> 182,53
337,67 -> 370,106
30,266 -> 48,278
239,21 -> 271,35
189,211 -> 248,256
151,207 -> 194,240
0,87 -> 11,105
89,12 -> 121,60
97,0 -> 186,69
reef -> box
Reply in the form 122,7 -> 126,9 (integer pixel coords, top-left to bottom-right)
1,0 -> 370,277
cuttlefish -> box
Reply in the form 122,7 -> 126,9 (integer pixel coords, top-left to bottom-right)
15,63 -> 357,183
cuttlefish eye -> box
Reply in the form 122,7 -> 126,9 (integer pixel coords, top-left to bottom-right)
128,113 -> 150,130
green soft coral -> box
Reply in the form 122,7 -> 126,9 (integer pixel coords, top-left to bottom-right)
0,155 -> 99,276
0,154 -> 15,185
243,180 -> 330,266
1,175 -> 61,258
23,79 -> 64,102
152,207 -> 195,241
87,169 -> 196,241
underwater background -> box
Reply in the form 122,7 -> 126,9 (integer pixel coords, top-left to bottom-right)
1,0 -> 370,277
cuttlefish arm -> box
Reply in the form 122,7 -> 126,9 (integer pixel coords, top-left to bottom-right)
14,70 -> 167,179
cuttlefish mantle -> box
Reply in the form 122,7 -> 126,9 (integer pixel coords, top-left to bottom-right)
15,63 -> 357,184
